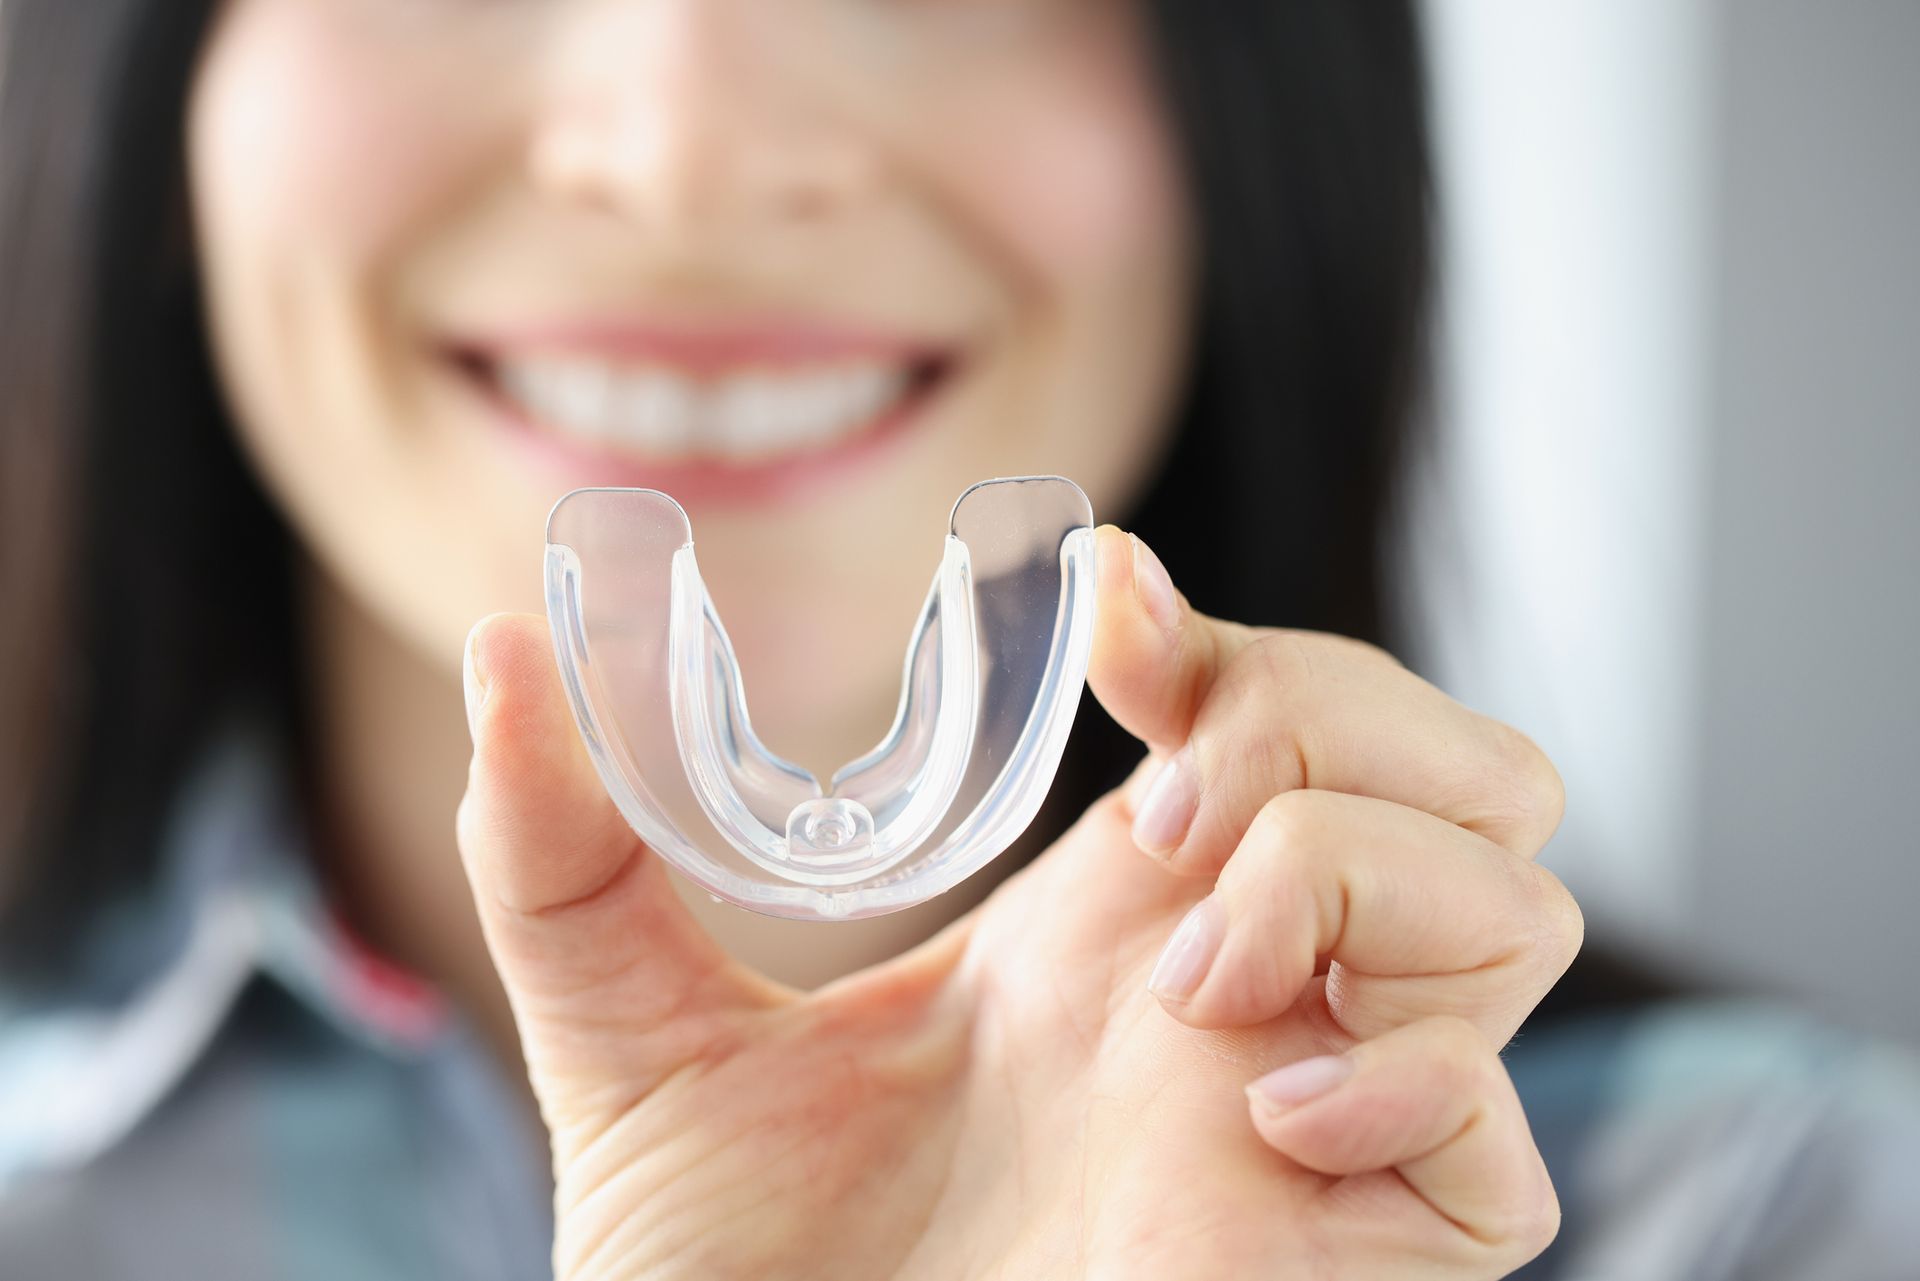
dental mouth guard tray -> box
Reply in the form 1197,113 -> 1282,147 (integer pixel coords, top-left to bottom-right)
544,475 -> 1096,921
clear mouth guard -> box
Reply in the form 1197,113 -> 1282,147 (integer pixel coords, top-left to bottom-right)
544,476 -> 1096,920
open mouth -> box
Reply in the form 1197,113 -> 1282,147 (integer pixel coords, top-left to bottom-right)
448,336 -> 954,491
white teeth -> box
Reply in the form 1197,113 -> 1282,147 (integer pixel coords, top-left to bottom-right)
620,372 -> 695,451
711,374 -> 783,459
492,357 -> 916,460
550,364 -> 615,440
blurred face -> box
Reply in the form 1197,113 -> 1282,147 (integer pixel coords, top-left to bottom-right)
188,0 -> 1190,768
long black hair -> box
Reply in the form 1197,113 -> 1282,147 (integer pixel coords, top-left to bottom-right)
0,1 -> 1432,981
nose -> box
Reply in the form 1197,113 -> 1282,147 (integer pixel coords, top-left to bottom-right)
529,0 -> 879,240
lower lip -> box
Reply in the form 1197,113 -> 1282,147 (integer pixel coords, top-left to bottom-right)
453,359 -> 943,507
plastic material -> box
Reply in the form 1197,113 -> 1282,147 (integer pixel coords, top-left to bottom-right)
544,476 -> 1097,920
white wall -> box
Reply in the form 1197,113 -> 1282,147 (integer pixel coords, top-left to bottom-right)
1414,0 -> 1719,945
1416,0 -> 1920,1042
1690,0 -> 1920,1044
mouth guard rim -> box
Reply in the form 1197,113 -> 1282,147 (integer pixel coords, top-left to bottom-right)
666,533 -> 982,886
543,475 -> 1097,921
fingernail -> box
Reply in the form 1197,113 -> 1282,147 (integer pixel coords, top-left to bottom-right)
1246,1055 -> 1354,1116
1130,533 -> 1181,634
1131,745 -> 1198,856
462,634 -> 490,743
1148,895 -> 1224,1003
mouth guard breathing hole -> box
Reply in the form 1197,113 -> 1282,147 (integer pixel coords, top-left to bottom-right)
544,475 -> 1097,920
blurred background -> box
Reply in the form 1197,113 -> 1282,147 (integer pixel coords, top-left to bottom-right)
1411,0 -> 1918,1044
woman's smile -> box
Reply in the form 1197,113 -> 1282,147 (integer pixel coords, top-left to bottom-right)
446,318 -> 958,504
179,0 -> 1187,691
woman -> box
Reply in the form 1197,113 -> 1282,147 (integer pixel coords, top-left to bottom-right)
0,3 -> 1911,1279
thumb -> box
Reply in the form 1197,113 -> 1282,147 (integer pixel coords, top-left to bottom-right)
1087,525 -> 1254,752
455,613 -> 781,1112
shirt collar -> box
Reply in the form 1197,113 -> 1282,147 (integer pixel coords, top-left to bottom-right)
0,719 -> 451,1192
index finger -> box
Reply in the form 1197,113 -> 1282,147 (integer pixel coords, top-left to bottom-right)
1088,526 -> 1565,865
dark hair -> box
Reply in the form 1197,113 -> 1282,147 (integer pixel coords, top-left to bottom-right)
0,1 -> 1430,980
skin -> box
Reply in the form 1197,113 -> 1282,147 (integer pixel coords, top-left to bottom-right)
186,0 -> 1583,1275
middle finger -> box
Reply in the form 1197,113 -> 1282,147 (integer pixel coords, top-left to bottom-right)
1142,789 -> 1584,1043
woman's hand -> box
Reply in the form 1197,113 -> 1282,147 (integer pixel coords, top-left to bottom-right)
456,526 -> 1580,1280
